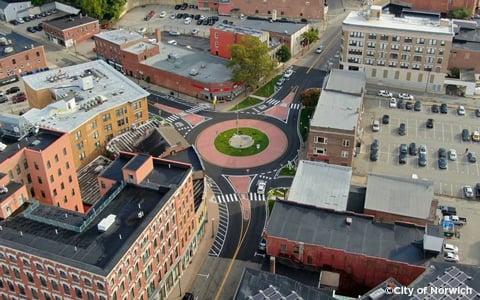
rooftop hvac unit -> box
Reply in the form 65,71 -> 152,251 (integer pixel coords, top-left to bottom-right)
345,217 -> 352,225
97,214 -> 116,232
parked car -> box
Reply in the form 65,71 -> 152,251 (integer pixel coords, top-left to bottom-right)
414,101 -> 421,111
472,130 -> 480,142
167,40 -> 177,45
33,25 -> 43,31
443,243 -> 459,254
137,27 -> 147,34
462,129 -> 471,142
276,77 -> 285,87
398,123 -> 406,136
159,11 -> 167,18
399,144 -> 407,164
418,153 -> 427,167
182,292 -> 194,300
258,238 -> 267,251
431,104 -> 439,113
191,28 -> 199,35
6,86 -> 20,94
440,206 -> 457,216
283,68 -> 294,78
26,26 -> 36,33
475,183 -> 480,198
448,149 -> 457,161
371,139 -> 379,151
438,157 -> 448,169
418,144 -> 427,155
382,114 -> 390,124
464,185 -> 474,198
397,99 -> 405,109
440,103 -> 448,114
457,105 -> 466,115
444,215 -> 467,226
372,120 -> 380,132
398,93 -> 414,100
315,46 -> 324,53
438,148 -> 447,159
426,118 -> 434,128
0,96 -> 7,103
11,94 -> 26,103
378,90 -> 393,97
405,101 -> 413,110
389,98 -> 397,108
476,109 -> 480,117
409,142 -> 417,156
184,17 -> 192,24
169,31 -> 181,36
468,152 -> 477,163
370,149 -> 378,162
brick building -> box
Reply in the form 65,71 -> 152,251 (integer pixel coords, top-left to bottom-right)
392,0 -> 479,16
213,0 -> 327,21
210,23 -> 269,59
0,32 -> 48,80
265,200 -> 442,294
0,126 -> 84,213
0,152 -> 202,300
22,60 -> 149,169
44,15 -> 99,48
341,6 -> 454,93
307,70 -> 365,166
94,29 -> 244,102
364,174 -> 438,226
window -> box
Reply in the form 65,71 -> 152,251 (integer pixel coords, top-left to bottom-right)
26,272 -> 34,283
415,47 -> 423,53
51,280 -> 58,291
50,175 -> 54,183
72,274 -> 79,282
15,164 -> 21,175
313,148 -> 326,155
97,282 -> 105,290
416,38 -> 425,44
39,276 -> 47,287
59,270 -> 67,279
367,41 -> 375,48
102,113 -> 111,121
54,154 -> 59,163
84,278 -> 91,286
341,151 -> 349,158
342,140 -> 350,147
75,287 -> 82,298
62,148 -> 67,156
47,267 -> 55,275
404,37 -> 412,43
63,284 -> 70,295
314,136 -> 327,144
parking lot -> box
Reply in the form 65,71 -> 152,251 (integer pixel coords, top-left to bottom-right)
356,95 -> 480,198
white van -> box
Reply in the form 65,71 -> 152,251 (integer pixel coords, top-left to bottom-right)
372,120 -> 380,132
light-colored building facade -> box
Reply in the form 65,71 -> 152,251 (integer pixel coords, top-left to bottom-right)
341,6 -> 454,93
22,60 -> 149,169
0,0 -> 32,22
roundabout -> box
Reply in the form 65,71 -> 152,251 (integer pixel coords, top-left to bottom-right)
195,119 -> 288,169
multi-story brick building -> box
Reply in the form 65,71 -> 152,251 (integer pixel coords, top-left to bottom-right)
44,15 -> 99,48
22,60 -> 149,169
307,70 -> 365,166
0,126 -> 84,213
0,32 -> 48,80
393,0 -> 478,17
0,151 -> 201,300
94,29 -> 244,102
341,6 -> 454,93
212,0 -> 327,21
210,24 -> 269,59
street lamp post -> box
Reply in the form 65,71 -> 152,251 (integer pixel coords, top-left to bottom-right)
211,218 -> 215,238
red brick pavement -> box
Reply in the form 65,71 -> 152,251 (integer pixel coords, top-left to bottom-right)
265,91 -> 296,121
195,119 -> 288,168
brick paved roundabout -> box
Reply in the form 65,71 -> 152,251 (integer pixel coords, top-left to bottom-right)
195,119 -> 288,169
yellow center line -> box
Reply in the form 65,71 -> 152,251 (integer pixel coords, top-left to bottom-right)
306,30 -> 342,74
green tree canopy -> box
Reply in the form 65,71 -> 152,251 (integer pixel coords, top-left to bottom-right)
75,0 -> 125,21
301,27 -> 319,45
448,7 -> 472,19
228,36 -> 277,89
276,45 -> 291,63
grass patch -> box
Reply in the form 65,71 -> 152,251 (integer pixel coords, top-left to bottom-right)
279,167 -> 296,176
254,75 -> 283,97
214,127 -> 269,156
229,97 -> 263,111
300,107 -> 315,142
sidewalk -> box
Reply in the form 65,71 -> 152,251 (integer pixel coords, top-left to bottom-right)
167,187 -> 219,300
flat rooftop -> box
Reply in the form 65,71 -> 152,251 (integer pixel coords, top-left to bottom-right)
123,41 -> 158,55
287,161 -> 351,211
143,44 -> 232,84
365,174 -> 434,220
0,128 -> 64,163
325,69 -> 366,95
310,90 -> 361,130
213,23 -> 265,37
267,201 -> 427,265
94,29 -> 144,46
343,10 -> 454,36
0,158 -> 191,275
241,19 -> 307,35
22,60 -> 149,133
0,32 -> 44,60
44,15 -> 98,30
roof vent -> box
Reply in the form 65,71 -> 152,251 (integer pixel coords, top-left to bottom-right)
345,217 -> 352,225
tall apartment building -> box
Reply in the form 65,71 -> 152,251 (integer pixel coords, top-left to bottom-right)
341,6 -> 454,93
0,152 -> 199,300
0,125 -> 83,213
21,60 -> 149,169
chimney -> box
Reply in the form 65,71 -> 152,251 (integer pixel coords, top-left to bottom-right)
155,28 -> 162,44
346,217 -> 352,225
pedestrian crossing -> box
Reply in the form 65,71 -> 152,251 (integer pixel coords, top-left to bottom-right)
185,105 -> 207,114
266,98 -> 280,105
165,114 -> 180,122
290,103 -> 301,110
215,193 -> 266,203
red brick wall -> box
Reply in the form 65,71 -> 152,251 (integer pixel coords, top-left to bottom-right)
267,236 -> 425,290
307,128 -> 356,166
45,21 -> 100,45
0,46 -> 48,79
363,209 -> 432,226
448,47 -> 480,73
396,0 -> 478,14
210,27 -> 237,58
230,0 -> 325,20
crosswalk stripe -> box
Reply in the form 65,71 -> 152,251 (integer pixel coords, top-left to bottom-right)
215,193 -> 267,203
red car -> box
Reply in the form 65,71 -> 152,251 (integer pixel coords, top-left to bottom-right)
12,92 -> 26,103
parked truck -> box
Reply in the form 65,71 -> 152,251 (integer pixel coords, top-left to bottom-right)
443,215 -> 467,226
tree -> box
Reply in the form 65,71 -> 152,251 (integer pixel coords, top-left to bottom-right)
276,45 -> 291,63
300,88 -> 321,107
31,0 -> 45,7
75,0 -> 126,20
228,36 -> 277,89
448,7 -> 472,19
301,27 -> 319,45
450,67 -> 460,78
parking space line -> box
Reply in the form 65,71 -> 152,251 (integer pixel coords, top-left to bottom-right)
441,122 -> 445,142
415,119 -> 418,137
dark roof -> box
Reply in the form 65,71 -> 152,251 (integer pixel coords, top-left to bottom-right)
44,15 -> 98,30
77,156 -> 112,205
0,160 -> 190,274
0,32 -> 45,59
394,262 -> 480,299
165,146 -> 205,172
401,8 -> 441,20
0,128 -> 63,163
135,129 -> 169,157
99,153 -> 131,182
234,268 -> 336,300
0,181 -> 23,204
266,201 -> 427,265
124,153 -> 149,171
